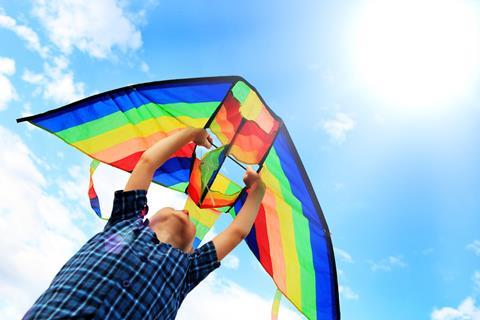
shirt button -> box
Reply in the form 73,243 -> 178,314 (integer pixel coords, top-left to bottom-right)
122,279 -> 130,288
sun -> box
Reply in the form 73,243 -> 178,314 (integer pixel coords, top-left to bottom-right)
349,0 -> 480,109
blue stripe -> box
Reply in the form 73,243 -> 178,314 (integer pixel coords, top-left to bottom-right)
89,197 -> 102,217
232,191 -> 260,259
272,127 -> 337,320
309,223 -> 336,320
272,128 -> 321,225
245,225 -> 260,260
32,81 -> 232,132
152,157 -> 193,187
192,237 -> 201,249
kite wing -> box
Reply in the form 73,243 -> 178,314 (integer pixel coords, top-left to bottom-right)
17,76 -> 340,320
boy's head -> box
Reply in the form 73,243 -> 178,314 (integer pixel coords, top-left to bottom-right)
149,207 -> 196,252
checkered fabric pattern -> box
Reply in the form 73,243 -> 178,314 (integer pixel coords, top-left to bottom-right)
24,189 -> 221,320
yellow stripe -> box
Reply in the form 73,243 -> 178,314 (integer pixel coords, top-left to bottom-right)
240,90 -> 263,120
72,116 -> 205,154
185,198 -> 219,226
262,165 -> 302,307
210,117 -> 230,145
211,173 -> 239,194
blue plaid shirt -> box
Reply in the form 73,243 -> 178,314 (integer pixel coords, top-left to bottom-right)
24,189 -> 220,320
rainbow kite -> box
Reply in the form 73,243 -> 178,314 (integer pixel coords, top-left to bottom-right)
17,76 -> 340,320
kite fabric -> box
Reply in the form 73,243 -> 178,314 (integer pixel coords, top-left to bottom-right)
88,159 -> 102,218
17,76 -> 340,320
271,288 -> 283,320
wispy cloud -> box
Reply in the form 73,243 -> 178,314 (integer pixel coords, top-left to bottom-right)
335,247 -> 354,263
368,255 -> 407,272
0,8 -> 87,106
321,112 -> 356,144
0,57 -> 17,111
223,254 -> 240,270
32,0 -> 143,59
467,240 -> 480,256
23,56 -> 86,104
339,285 -> 359,301
474,271 -> 480,291
0,10 -> 49,57
140,61 -> 150,73
431,297 -> 480,320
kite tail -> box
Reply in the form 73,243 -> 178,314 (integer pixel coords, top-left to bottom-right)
88,159 -> 103,219
271,288 -> 282,320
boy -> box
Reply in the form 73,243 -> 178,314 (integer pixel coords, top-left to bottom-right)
24,127 -> 266,320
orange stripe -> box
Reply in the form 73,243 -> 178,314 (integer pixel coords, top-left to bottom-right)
262,189 -> 287,292
91,128 -> 185,163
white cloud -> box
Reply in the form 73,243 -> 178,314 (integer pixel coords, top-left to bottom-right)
0,57 -> 17,111
0,10 -> 49,57
335,247 -> 354,263
140,61 -> 150,73
0,56 -> 15,75
177,275 -> 301,320
431,297 -> 480,320
368,255 -> 407,272
0,125 -> 98,318
474,271 -> 480,291
339,285 -> 359,300
223,254 -> 240,270
22,69 -> 44,85
32,0 -> 143,59
23,56 -> 86,104
467,240 -> 480,256
322,112 -> 356,144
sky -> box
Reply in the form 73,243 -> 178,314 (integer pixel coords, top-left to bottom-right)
0,0 -> 479,319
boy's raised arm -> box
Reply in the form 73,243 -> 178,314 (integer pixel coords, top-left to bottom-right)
212,166 -> 266,260
124,128 -> 212,192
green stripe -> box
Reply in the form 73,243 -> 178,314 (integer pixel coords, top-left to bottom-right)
231,81 -> 251,103
263,147 -> 317,320
56,101 -> 220,143
200,146 -> 226,191
167,181 -> 188,192
90,159 -> 100,170
224,180 -> 242,195
191,219 -> 211,239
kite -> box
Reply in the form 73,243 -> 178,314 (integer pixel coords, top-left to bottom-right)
17,76 -> 340,320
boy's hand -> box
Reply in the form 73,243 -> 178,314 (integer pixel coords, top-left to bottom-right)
191,128 -> 213,149
243,166 -> 263,189
213,165 -> 266,261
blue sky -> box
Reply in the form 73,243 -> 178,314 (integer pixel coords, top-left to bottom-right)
0,0 -> 479,319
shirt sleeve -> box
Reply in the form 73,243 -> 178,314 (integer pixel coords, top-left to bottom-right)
185,240 -> 221,293
106,189 -> 149,227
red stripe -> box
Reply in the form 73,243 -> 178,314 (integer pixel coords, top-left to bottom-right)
109,143 -> 195,171
187,159 -> 202,204
88,186 -> 97,198
255,203 -> 274,276
212,93 -> 242,142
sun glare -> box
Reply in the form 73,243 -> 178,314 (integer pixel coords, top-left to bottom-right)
349,0 -> 480,109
